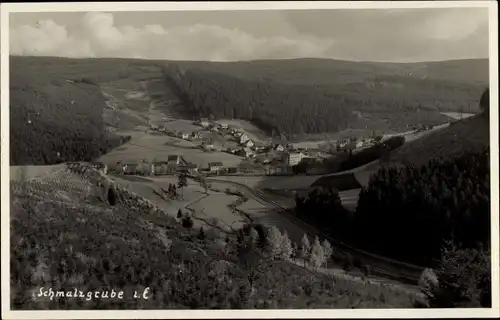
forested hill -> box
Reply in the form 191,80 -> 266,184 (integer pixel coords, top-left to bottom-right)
162,59 -> 487,136
162,64 -> 358,135
172,58 -> 489,86
10,57 -> 128,165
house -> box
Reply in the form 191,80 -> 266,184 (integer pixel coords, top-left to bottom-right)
235,148 -> 253,158
244,147 -> 255,157
167,155 -> 181,165
164,164 -> 178,174
183,163 -> 199,174
274,144 -> 285,152
226,167 -> 239,174
286,152 -> 305,166
240,134 -> 250,144
208,162 -> 224,173
181,132 -> 190,140
234,131 -> 243,138
273,165 -> 293,175
219,123 -> 229,129
243,140 -> 254,148
199,118 -> 210,128
202,143 -> 215,151
90,162 -> 108,174
348,138 -> 363,149
152,161 -> 169,175
123,163 -> 138,175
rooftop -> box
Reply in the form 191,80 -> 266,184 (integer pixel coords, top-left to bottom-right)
208,161 -> 223,167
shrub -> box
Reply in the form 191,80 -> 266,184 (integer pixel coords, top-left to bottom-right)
342,254 -> 354,272
107,185 -> 117,206
182,216 -> 194,229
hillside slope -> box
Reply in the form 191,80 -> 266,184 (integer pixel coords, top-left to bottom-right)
10,56 -> 488,163
385,113 -> 489,167
10,163 -> 420,309
10,57 -> 131,165
161,63 -> 484,136
172,58 -> 489,86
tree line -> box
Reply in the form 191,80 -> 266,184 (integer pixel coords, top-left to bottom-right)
295,149 -> 491,307
10,71 -> 130,165
161,65 -> 461,136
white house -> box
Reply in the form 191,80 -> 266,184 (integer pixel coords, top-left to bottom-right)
287,152 -> 305,166
244,147 -> 255,157
236,148 -> 253,158
337,139 -> 349,149
240,134 -> 250,144
199,119 -> 210,128
203,143 -> 215,151
244,140 -> 254,148
181,132 -> 190,140
208,161 -> 224,172
348,138 -> 363,149
168,155 -> 181,165
274,144 -> 285,152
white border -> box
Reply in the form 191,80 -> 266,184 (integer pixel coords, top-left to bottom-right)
1,1 -> 499,319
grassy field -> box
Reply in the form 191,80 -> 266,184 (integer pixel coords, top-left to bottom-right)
10,165 -> 67,182
98,131 -> 243,168
188,193 -> 245,232
113,176 -> 255,233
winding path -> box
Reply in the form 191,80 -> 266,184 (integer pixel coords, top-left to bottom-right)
202,176 -> 427,286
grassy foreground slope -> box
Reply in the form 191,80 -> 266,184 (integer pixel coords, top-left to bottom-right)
10,164 -> 420,309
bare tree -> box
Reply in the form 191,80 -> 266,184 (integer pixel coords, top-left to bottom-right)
279,231 -> 293,261
321,239 -> 333,268
299,234 -> 311,267
309,236 -> 325,270
237,230 -> 270,287
265,226 -> 283,260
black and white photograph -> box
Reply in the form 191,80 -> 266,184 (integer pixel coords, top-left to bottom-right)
1,1 -> 499,318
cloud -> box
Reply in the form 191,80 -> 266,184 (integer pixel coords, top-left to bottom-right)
10,19 -> 95,58
9,12 -> 334,61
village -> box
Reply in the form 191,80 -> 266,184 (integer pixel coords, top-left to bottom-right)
94,118 -> 385,178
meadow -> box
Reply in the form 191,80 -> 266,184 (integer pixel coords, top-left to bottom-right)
99,132 -> 244,168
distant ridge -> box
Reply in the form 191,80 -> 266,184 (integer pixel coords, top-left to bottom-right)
385,87 -> 490,167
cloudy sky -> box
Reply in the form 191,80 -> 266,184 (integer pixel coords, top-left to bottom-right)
9,8 -> 490,62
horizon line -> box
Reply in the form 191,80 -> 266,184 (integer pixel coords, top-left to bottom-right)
9,54 -> 490,65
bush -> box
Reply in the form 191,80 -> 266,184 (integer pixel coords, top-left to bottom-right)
342,254 -> 354,272
107,185 -> 117,206
182,216 -> 194,229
